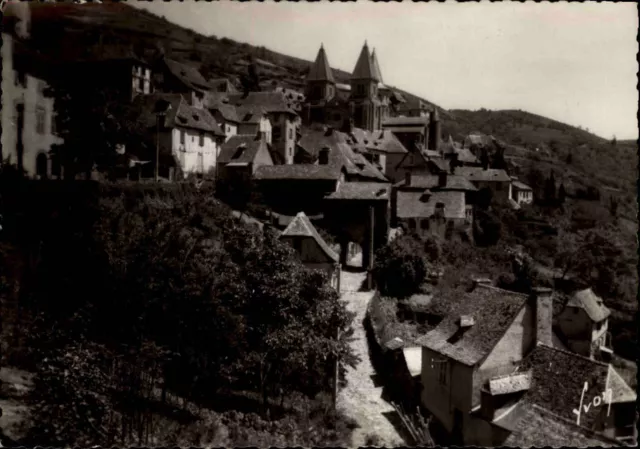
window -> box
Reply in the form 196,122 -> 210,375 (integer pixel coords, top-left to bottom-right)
421,219 -> 429,230
408,218 -> 416,230
51,113 -> 57,135
438,361 -> 448,385
35,153 -> 48,179
272,125 -> 282,141
199,132 -> 204,146
356,84 -> 365,96
288,128 -> 293,140
180,130 -> 185,145
36,106 -> 46,134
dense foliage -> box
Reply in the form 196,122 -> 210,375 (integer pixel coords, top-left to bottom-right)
0,179 -> 356,446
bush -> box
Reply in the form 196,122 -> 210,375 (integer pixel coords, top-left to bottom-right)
372,235 -> 431,298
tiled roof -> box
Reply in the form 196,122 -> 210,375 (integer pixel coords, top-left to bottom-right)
164,58 -> 210,91
456,147 -> 480,164
500,402 -> 618,447
382,116 -> 430,127
416,284 -> 528,366
357,130 -> 409,155
453,166 -> 511,182
512,180 -> 533,191
132,93 -> 224,136
280,211 -> 339,262
427,157 -> 451,172
210,103 -> 240,123
218,135 -> 269,165
351,42 -> 378,81
236,105 -> 268,124
306,45 -> 335,83
227,92 -> 298,115
255,164 -> 340,181
397,174 -> 478,192
396,190 -> 466,220
325,182 -> 390,201
518,344 -> 636,429
566,288 -> 611,322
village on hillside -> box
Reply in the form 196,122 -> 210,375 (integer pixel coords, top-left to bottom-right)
0,3 -> 637,448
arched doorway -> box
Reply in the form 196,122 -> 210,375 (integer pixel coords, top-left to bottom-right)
35,153 -> 48,179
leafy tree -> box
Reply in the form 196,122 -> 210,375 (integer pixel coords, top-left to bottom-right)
240,57 -> 262,95
611,135 -> 617,147
372,235 -> 432,298
473,209 -> 501,246
543,171 -> 556,206
565,152 -> 573,164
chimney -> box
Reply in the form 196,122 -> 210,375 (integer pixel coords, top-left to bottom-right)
319,146 -> 330,165
438,172 -> 447,188
405,171 -> 411,187
532,287 -> 554,347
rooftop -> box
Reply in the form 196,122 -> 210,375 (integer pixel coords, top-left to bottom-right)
512,180 -> 533,191
227,91 -> 298,115
218,134 -> 270,165
280,211 -> 338,262
396,190 -> 466,220
382,116 -> 430,127
306,45 -> 335,83
325,182 -> 390,201
453,166 -> 512,182
566,288 -> 611,322
163,57 -> 210,91
416,284 -> 528,366
396,174 -> 478,192
255,164 -> 340,181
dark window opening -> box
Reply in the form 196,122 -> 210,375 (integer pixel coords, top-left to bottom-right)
232,144 -> 246,160
36,153 -> 48,178
447,328 -> 467,345
199,132 -> 204,146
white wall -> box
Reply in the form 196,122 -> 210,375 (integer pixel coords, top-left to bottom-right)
1,33 -> 63,178
171,127 -> 219,176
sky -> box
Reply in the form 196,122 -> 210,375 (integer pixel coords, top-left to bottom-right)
135,1 -> 639,140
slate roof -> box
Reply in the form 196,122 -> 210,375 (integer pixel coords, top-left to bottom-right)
325,182 -> 390,201
512,180 -> 533,191
396,190 -> 467,220
227,92 -> 298,115
255,164 -> 340,181
236,105 -> 269,124
370,48 -> 384,84
306,45 -> 335,83
346,129 -> 408,155
218,135 -> 270,165
132,93 -> 224,136
455,147 -> 480,164
416,284 -> 528,366
280,211 -> 339,262
518,344 -> 636,429
500,402 -> 619,447
396,174 -> 478,192
351,42 -> 378,81
453,166 -> 511,182
210,103 -> 240,123
382,116 -> 430,127
566,288 -> 611,322
163,58 -> 210,91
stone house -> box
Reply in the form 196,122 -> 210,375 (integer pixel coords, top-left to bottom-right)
511,179 -> 533,205
279,211 -> 340,290
452,166 -> 512,203
555,288 -> 613,360
131,93 -> 225,179
391,172 -> 477,238
1,32 -> 63,179
416,285 -> 636,446
226,92 -> 300,165
217,133 -> 274,184
153,57 -> 211,109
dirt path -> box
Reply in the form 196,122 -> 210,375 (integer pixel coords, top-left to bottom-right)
336,256 -> 405,448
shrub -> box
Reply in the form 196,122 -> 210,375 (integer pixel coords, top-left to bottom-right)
372,235 -> 431,298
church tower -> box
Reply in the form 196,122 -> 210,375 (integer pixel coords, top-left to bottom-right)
305,44 -> 336,124
349,41 -> 381,132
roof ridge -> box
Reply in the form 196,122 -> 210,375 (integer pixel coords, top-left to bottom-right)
535,342 -> 610,367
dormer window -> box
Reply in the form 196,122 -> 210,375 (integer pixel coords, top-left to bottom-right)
232,143 -> 247,160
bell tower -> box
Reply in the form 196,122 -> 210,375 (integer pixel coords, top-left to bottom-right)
349,41 -> 380,131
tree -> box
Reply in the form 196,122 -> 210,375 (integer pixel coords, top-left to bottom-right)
611,135 -> 617,147
565,152 -> 573,164
45,77 -> 146,179
240,57 -> 262,95
372,235 -> 432,298
543,171 -> 556,206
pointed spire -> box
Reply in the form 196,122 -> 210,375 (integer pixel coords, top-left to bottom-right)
306,44 -> 335,83
351,41 -> 378,81
370,48 -> 383,84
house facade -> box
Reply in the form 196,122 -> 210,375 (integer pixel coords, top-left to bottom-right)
1,32 -> 63,179
511,179 -> 533,205
453,166 -> 512,203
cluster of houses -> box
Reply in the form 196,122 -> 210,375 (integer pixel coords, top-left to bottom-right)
2,26 -> 635,447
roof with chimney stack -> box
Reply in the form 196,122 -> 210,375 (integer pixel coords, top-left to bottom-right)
395,174 -> 478,192
454,166 -> 511,182
325,182 -> 390,201
306,44 -> 336,83
218,135 -> 272,165
517,344 -> 636,429
498,402 -> 619,447
566,288 -> 611,322
132,93 -> 224,136
416,284 -> 528,366
396,190 -> 466,220
351,42 -> 378,81
280,212 -> 339,262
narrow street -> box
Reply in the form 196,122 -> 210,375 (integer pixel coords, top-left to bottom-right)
336,255 -> 405,448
